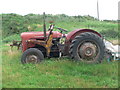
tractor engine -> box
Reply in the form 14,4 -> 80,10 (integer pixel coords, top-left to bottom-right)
21,31 -> 65,57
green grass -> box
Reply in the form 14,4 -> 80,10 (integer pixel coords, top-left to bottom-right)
2,45 -> 118,88
2,19 -> 118,43
2,34 -> 21,43
2,14 -> 119,88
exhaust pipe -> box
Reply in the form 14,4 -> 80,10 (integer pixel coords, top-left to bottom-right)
43,12 -> 46,40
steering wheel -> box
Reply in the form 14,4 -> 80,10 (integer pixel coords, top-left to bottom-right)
48,24 -> 68,33
56,27 -> 68,32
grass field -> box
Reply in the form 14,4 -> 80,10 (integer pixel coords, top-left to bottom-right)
1,14 -> 119,88
2,44 -> 118,88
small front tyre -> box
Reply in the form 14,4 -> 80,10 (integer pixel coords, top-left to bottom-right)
21,48 -> 44,64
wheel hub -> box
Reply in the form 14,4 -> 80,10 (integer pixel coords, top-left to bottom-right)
85,47 -> 94,56
26,55 -> 38,63
79,42 -> 97,59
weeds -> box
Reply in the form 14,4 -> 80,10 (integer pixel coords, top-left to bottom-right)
2,45 -> 118,88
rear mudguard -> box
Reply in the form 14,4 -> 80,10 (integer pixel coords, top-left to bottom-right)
64,29 -> 102,55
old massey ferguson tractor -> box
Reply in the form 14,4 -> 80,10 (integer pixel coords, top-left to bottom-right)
11,13 -> 105,64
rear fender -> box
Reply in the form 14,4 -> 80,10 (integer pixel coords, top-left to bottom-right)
64,29 -> 102,55
66,29 -> 102,42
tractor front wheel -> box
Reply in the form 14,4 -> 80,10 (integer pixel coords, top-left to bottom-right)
21,48 -> 44,64
69,32 -> 105,64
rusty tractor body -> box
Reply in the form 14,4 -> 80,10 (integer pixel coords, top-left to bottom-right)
11,13 -> 105,64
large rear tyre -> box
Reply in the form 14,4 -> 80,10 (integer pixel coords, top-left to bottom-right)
69,32 -> 105,64
21,48 -> 44,64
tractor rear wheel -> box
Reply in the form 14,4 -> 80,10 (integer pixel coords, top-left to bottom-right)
69,32 -> 105,64
21,48 -> 44,64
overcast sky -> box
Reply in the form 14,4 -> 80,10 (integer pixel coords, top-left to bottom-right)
0,0 -> 119,20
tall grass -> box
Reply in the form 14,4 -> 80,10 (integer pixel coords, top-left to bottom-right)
2,45 -> 118,88
2,19 -> 118,43
2,13 -> 118,43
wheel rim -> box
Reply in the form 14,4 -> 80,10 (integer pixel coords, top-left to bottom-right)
26,54 -> 38,63
78,42 -> 99,62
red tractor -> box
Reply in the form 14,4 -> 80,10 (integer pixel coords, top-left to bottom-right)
11,13 -> 105,64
